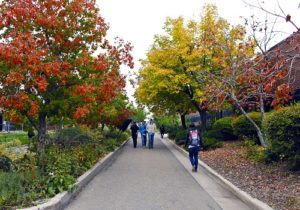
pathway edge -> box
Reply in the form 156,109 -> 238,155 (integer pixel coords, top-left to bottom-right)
167,139 -> 274,210
21,139 -> 129,210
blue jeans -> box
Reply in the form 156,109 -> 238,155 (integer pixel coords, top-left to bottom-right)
148,133 -> 155,148
188,146 -> 200,170
141,134 -> 147,147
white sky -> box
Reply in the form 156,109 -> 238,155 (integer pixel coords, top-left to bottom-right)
96,0 -> 300,101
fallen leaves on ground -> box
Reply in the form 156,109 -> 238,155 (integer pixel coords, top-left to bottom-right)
200,141 -> 300,210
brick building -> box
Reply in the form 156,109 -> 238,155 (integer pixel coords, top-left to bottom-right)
268,31 -> 300,101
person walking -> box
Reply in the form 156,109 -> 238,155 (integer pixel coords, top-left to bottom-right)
159,125 -> 165,138
130,121 -> 139,148
147,119 -> 157,149
139,121 -> 147,147
185,123 -> 202,172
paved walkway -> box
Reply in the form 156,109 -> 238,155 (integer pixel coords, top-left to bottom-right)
65,135 -> 251,210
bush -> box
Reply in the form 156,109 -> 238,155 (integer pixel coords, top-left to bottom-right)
263,105 -> 300,170
54,127 -> 92,148
103,138 -> 119,151
202,132 -> 223,150
244,140 -> 266,162
0,171 -> 45,207
13,153 -> 37,172
0,127 -> 129,208
43,147 -> 76,196
102,129 -> 120,139
0,155 -> 12,172
212,117 -> 237,140
232,112 -> 262,143
174,129 -> 187,145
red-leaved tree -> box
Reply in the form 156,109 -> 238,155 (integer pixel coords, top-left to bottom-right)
0,0 -> 133,163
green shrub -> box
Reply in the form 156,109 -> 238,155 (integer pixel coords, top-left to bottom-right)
202,132 -> 223,150
291,154 -> 300,171
212,117 -> 237,140
203,129 -> 223,139
0,172 -> 26,206
167,128 -> 177,140
0,127 -> 130,208
0,155 -> 12,172
55,127 -> 92,148
174,129 -> 187,145
13,153 -> 37,172
0,171 -> 45,207
232,112 -> 262,143
103,129 -> 120,139
263,105 -> 300,170
244,140 -> 266,162
103,138 -> 119,151
43,147 -> 76,196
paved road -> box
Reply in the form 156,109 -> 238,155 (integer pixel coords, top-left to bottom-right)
65,135 -> 251,210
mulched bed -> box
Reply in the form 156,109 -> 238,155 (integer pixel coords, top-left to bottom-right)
200,141 -> 300,210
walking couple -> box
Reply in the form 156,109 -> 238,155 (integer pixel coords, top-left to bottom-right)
130,119 -> 156,149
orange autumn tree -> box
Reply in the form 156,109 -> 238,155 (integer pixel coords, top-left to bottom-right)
0,0 -> 133,162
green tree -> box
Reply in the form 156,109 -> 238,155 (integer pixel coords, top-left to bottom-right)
136,4 -> 241,129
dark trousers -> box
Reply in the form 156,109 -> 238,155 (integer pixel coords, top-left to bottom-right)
132,134 -> 137,148
160,132 -> 164,138
188,146 -> 200,170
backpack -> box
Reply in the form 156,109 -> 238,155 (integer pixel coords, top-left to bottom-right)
189,129 -> 200,146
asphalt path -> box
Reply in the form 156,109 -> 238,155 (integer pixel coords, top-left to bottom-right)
65,134 -> 250,210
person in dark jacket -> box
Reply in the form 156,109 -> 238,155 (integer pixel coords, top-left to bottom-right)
185,123 -> 202,172
130,121 -> 139,148
159,125 -> 165,138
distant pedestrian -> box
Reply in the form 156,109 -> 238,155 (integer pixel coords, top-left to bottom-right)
185,123 -> 202,172
147,119 -> 157,149
159,125 -> 165,138
139,121 -> 147,147
130,121 -> 139,148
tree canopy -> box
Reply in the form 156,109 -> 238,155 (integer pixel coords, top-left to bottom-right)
0,0 -> 133,160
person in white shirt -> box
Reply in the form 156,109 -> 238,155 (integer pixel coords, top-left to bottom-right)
147,119 -> 156,149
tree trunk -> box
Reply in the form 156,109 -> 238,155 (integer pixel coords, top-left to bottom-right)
184,86 -> 207,129
259,84 -> 266,119
37,112 -> 47,168
200,109 -> 207,130
180,114 -> 187,129
231,93 -> 267,147
101,123 -> 105,131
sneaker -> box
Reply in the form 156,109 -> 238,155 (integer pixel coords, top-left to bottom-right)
192,166 -> 196,172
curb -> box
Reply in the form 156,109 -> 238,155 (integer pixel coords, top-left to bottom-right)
21,139 -> 129,210
168,139 -> 274,210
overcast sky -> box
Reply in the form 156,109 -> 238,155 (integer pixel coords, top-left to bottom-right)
96,0 -> 300,100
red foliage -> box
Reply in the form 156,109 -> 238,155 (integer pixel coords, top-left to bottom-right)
0,0 -> 134,128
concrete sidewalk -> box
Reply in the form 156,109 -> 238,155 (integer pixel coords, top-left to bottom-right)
64,135 -> 251,210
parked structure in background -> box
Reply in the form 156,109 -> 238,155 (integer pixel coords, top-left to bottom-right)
0,108 -> 23,132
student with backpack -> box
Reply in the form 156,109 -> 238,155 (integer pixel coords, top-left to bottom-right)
185,123 -> 202,172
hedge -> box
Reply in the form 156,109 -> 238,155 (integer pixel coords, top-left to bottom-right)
232,112 -> 262,143
212,117 -> 237,140
263,104 -> 300,170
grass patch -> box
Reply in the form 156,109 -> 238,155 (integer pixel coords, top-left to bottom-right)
0,132 -> 29,145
